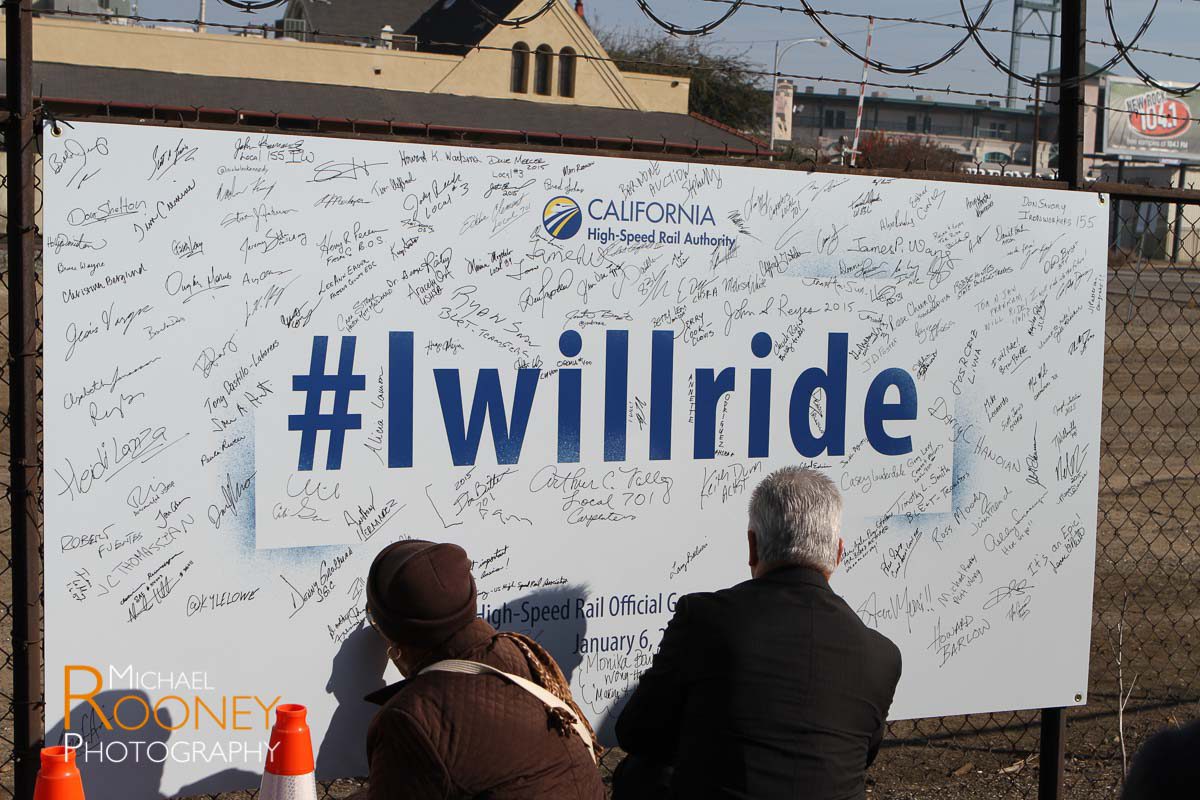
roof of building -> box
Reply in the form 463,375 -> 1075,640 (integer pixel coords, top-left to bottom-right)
290,0 -> 437,44
1039,61 -> 1112,78
3,60 -> 761,150
290,0 -> 525,52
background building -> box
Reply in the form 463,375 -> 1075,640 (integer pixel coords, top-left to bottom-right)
0,0 -> 761,152
789,85 -> 1053,174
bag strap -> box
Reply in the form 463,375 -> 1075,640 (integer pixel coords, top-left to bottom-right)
419,659 -> 597,763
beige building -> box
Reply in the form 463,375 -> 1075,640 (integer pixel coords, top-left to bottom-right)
0,0 -> 758,150
277,0 -> 689,113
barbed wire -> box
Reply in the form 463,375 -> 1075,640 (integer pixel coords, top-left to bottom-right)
468,0 -> 558,28
32,7 -> 1052,106
32,5 -> 1200,126
958,0 -> 1158,88
790,1 -> 986,75
215,0 -> 289,12
1104,0 -> 1200,96
696,0 -> 1200,92
633,0 -> 747,37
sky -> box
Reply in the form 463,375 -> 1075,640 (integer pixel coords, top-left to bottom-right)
137,0 -> 1197,103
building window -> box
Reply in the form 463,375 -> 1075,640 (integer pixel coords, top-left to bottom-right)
281,16 -> 310,42
535,45 -> 554,96
559,47 -> 577,97
824,109 -> 848,128
984,152 -> 1010,164
907,115 -> 917,132
923,116 -> 932,133
511,42 -> 530,93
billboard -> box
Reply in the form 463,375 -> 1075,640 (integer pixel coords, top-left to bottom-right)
1104,76 -> 1200,162
43,121 -> 1106,797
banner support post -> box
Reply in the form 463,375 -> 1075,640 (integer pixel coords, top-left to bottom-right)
1038,707 -> 1067,800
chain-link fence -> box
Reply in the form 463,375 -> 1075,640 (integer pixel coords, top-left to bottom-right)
3,111 -> 1198,799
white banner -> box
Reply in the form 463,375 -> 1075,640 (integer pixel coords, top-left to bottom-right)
773,80 -> 794,143
44,121 -> 1106,797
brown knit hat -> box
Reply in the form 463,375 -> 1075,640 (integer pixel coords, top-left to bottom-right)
366,540 -> 478,647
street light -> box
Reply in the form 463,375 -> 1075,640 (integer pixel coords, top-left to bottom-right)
769,37 -> 829,152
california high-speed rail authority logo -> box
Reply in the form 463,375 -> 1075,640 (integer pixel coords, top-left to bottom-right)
543,196 -> 582,240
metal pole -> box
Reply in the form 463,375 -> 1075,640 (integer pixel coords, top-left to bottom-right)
1039,707 -> 1067,800
1007,1 -> 1024,108
1032,79 -> 1042,174
1113,159 -> 1125,249
1171,163 -> 1187,265
1047,7 -> 1059,73
769,41 -> 780,152
1057,0 -> 1087,188
849,17 -> 874,168
5,0 -> 45,795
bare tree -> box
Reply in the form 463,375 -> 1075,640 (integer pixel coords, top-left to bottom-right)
1109,592 -> 1140,781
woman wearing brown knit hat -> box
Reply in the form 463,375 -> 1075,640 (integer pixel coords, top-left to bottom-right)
355,539 -> 605,799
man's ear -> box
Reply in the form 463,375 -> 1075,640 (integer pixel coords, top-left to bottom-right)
747,529 -> 759,569
836,537 -> 845,568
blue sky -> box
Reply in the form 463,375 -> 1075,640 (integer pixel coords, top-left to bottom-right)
138,0 -> 1196,101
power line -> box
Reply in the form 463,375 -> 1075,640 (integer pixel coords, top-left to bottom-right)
30,5 -> 1200,120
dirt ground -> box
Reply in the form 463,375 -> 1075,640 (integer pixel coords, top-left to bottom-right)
1,264 -> 1197,800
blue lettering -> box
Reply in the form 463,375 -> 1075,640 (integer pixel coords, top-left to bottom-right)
788,332 -> 848,457
387,331 -> 413,468
649,330 -> 674,460
558,330 -> 582,463
434,367 -> 540,466
748,332 -> 772,458
864,368 -> 918,455
604,330 -> 628,462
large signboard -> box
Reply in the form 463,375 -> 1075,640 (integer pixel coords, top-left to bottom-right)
44,121 -> 1106,797
1104,76 -> 1200,162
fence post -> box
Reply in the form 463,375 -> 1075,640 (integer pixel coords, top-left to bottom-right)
1039,707 -> 1067,799
1057,0 -> 1087,188
1040,1 -> 1087,791
5,0 -> 45,797
1171,164 -> 1187,264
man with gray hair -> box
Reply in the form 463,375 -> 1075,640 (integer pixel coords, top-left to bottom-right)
614,467 -> 902,800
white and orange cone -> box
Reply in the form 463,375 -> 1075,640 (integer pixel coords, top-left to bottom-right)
34,746 -> 86,800
259,704 -> 318,800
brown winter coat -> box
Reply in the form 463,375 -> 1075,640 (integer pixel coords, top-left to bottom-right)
361,618 -> 605,800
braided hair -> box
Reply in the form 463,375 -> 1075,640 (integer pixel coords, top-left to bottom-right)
497,631 -> 604,759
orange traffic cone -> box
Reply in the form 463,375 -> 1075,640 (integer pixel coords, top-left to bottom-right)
260,704 -> 318,800
34,746 -> 85,800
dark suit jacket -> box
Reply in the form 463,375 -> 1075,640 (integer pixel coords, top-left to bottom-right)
615,565 -> 902,800
1121,719 -> 1200,800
